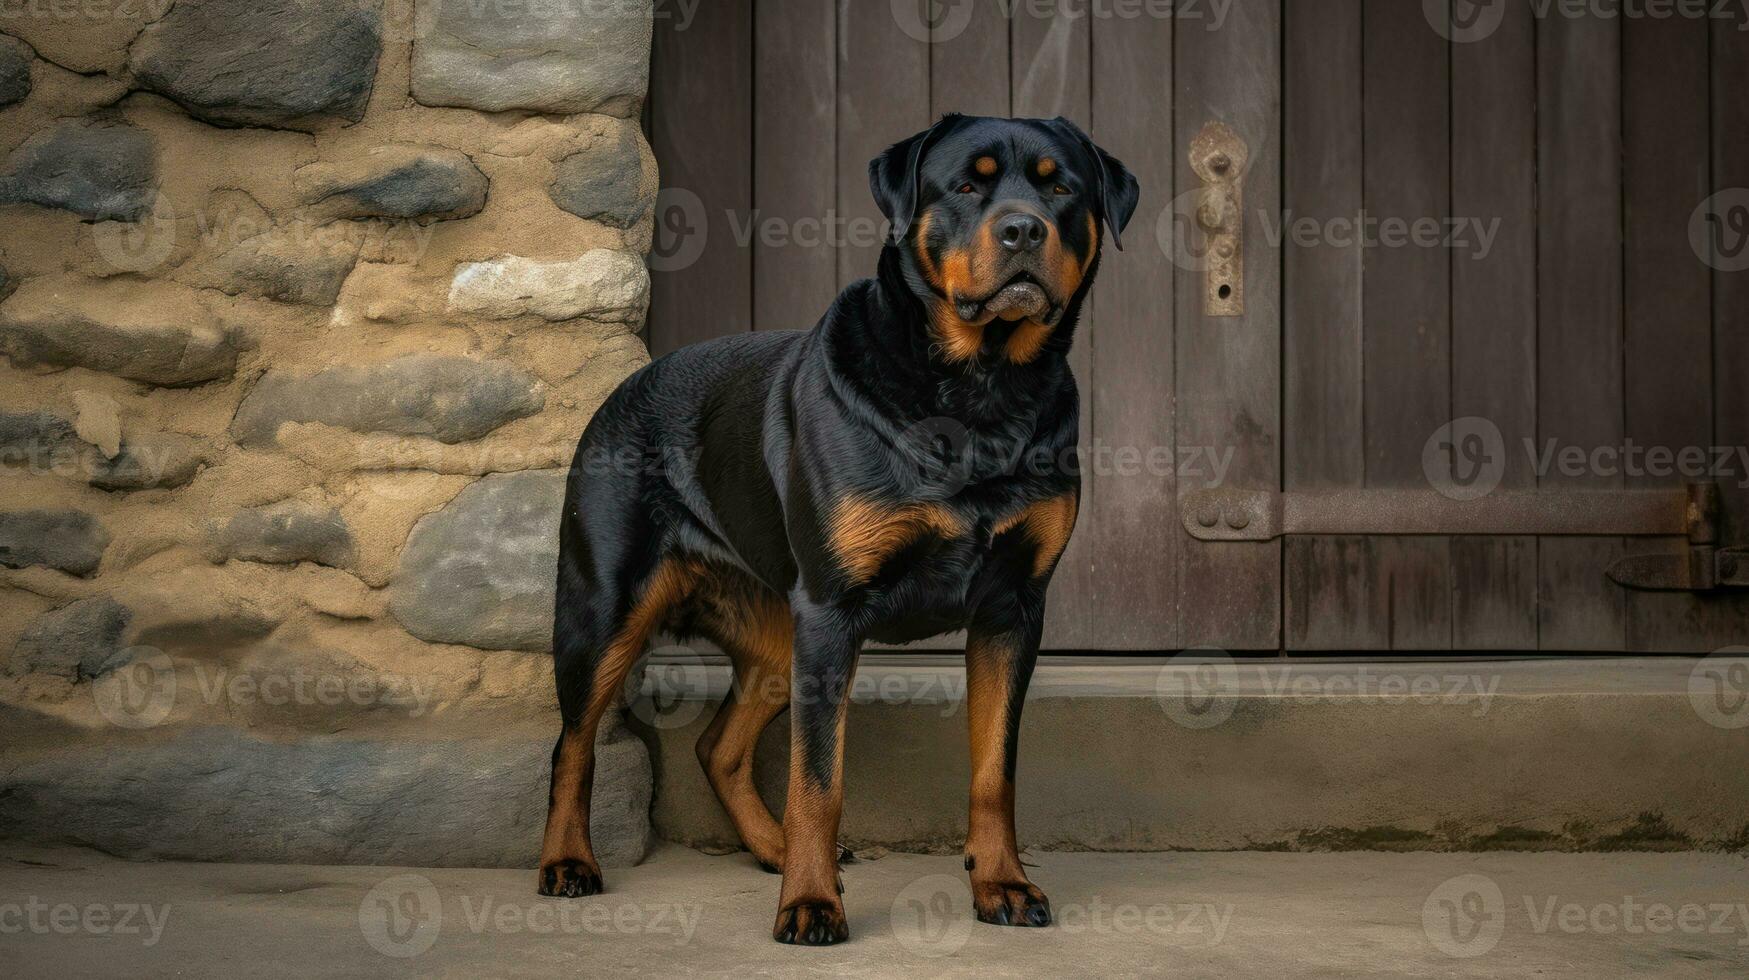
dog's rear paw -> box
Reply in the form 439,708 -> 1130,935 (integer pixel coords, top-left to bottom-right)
538,858 -> 603,898
772,900 -> 849,945
973,881 -> 1051,927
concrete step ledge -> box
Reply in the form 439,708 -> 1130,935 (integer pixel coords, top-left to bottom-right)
638,655 -> 1749,855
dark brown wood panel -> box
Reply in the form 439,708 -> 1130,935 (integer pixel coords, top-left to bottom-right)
1087,6 -> 1177,648
1175,0 -> 1282,650
1282,0 -> 1365,649
1715,17 -> 1749,638
1536,12 -> 1627,651
647,0 -> 752,354
930,0 -> 1009,118
753,0 -> 837,331
1450,0 -> 1538,651
1621,13 -> 1726,651
836,0 -> 930,292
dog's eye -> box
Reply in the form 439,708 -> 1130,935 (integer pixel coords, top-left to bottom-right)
957,182 -> 976,194
1053,184 -> 1071,196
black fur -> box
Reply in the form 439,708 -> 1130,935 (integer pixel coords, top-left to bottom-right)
547,114 -> 1138,945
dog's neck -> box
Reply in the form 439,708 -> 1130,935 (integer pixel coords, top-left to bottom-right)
852,246 -> 1089,421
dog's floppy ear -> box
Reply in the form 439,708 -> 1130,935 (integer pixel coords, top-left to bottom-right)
869,113 -> 961,245
1047,117 -> 1141,251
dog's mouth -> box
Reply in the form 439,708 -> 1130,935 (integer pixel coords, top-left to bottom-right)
954,271 -> 1060,326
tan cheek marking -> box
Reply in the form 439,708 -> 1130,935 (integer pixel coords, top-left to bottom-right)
830,498 -> 970,585
994,492 -> 1080,577
975,156 -> 998,177
1037,157 -> 1057,178
914,209 -> 941,289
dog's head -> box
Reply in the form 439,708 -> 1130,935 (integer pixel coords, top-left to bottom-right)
870,114 -> 1139,364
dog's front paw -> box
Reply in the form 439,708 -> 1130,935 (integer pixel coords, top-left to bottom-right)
772,900 -> 849,945
538,857 -> 603,898
972,880 -> 1051,927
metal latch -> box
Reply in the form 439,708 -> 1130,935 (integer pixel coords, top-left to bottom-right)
1180,483 -> 1747,593
1189,121 -> 1246,317
1607,483 -> 1749,592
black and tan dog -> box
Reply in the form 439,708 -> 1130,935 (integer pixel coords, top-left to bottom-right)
537,114 -> 1138,946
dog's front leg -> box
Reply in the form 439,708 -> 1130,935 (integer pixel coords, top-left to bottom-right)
963,587 -> 1051,927
771,599 -> 858,946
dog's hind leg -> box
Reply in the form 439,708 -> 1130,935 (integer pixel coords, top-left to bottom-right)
539,553 -> 697,898
691,575 -> 792,871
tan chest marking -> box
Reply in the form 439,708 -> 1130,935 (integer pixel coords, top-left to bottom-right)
993,492 -> 1079,578
829,497 -> 970,586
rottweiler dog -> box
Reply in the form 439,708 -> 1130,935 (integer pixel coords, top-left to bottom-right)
538,113 -> 1138,946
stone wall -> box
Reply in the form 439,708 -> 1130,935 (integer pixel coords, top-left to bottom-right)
0,0 -> 658,869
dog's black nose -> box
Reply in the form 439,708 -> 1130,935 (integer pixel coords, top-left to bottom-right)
996,213 -> 1046,252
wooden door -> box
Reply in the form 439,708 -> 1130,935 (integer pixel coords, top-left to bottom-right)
648,0 -> 1749,653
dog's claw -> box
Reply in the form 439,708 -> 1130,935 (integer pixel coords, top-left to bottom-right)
538,859 -> 603,898
973,882 -> 1051,928
772,901 -> 849,946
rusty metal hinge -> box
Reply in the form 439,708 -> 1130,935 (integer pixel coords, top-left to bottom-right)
1180,483 -> 1745,593
1189,121 -> 1246,317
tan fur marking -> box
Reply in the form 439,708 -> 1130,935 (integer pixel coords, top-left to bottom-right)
975,155 -> 999,176
994,492 -> 1079,578
1037,157 -> 1057,178
541,558 -> 701,871
829,497 -> 970,585
1004,319 -> 1054,365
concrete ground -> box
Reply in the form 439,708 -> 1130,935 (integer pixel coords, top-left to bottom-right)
4,844 -> 1748,978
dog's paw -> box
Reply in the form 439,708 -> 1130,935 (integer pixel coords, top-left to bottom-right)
972,881 -> 1051,927
772,900 -> 849,946
538,858 -> 603,898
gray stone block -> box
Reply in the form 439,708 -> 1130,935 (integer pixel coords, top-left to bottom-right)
297,145 -> 488,222
0,119 -> 156,221
0,719 -> 650,869
126,0 -> 383,128
12,597 -> 130,680
411,0 -> 651,116
230,354 -> 545,447
0,33 -> 32,108
213,500 -> 354,568
548,125 -> 648,228
0,278 -> 238,387
0,510 -> 109,576
390,470 -> 564,651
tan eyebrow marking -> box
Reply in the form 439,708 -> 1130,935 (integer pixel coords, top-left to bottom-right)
1037,157 -> 1057,178
975,156 -> 999,177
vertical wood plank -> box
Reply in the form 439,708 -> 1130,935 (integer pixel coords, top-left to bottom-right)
1175,0 -> 1282,651
1450,0 -> 1538,650
1013,6 -> 1098,649
1359,0 -> 1453,651
1281,0 -> 1367,650
753,0 -> 837,331
647,0 -> 753,356
1714,17 -> 1749,625
930,0 -> 1009,118
1621,12 -> 1728,651
1537,10 -> 1626,651
1088,5 -> 1176,648
836,0 -> 930,292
